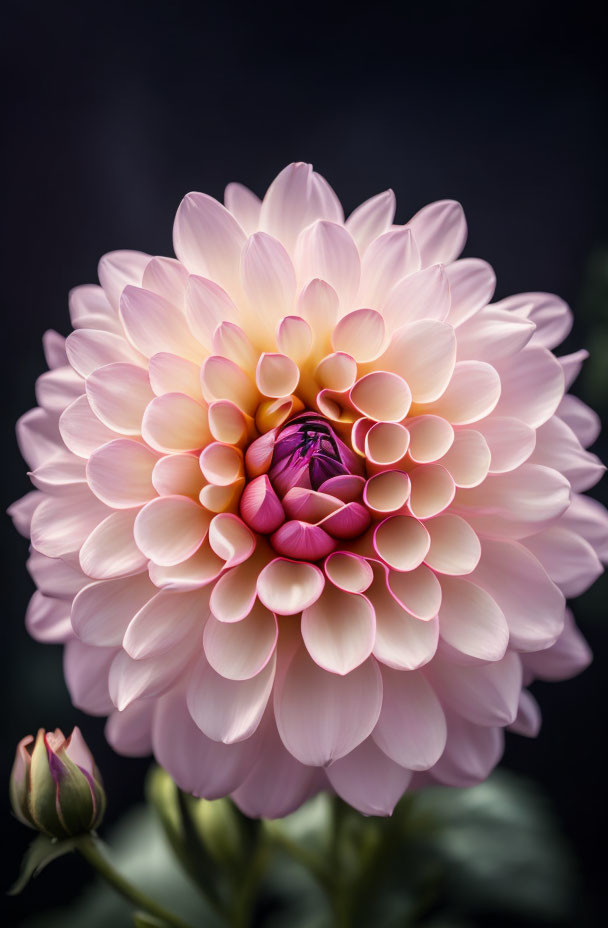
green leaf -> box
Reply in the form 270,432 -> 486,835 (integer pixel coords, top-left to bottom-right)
9,833 -> 77,895
132,912 -> 170,927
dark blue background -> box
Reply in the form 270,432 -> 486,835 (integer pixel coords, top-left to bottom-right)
1,1 -> 607,923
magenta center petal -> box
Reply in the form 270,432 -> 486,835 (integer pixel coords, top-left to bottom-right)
239,413 -> 369,560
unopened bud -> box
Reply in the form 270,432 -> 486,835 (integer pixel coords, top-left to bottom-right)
10,727 -> 105,839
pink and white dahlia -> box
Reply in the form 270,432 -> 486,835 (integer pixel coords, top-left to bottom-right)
10,163 -> 607,817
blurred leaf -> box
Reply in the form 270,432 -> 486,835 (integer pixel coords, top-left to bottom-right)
132,912 -> 170,927
9,834 -> 78,895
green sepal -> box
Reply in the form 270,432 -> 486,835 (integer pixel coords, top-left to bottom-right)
28,731 -> 66,838
54,750 -> 97,835
8,833 -> 77,895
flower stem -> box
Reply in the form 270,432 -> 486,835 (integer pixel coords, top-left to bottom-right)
75,833 -> 195,928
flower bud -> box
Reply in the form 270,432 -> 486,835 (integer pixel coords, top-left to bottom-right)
10,727 -> 106,839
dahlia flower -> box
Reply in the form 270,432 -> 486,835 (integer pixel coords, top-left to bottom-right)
10,162 -> 607,817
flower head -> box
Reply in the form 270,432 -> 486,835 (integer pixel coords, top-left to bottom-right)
10,727 -> 105,838
10,163 -> 606,817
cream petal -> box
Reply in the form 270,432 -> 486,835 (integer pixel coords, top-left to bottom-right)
87,438 -> 158,508
438,576 -> 509,661
359,228 -> 420,307
350,371 -> 412,422
148,541 -> 224,591
256,352 -> 300,397
142,393 -> 210,453
209,548 -> 270,622
364,421 -> 410,465
134,495 -> 210,567
345,190 -> 396,252
152,453 -> 203,499
332,309 -> 386,362
302,586 -> 375,675
86,362 -> 153,435
387,564 -> 442,620
185,275 -> 239,348
123,588 -> 208,660
98,250 -> 149,310
274,644 -> 382,765
407,199 -> 467,266
382,265 -> 451,330
241,232 -> 297,332
327,736 -> 412,816
406,415 -> 454,464
422,360 -> 501,425
257,558 -> 325,615
203,602 -> 278,680
315,352 -> 357,392
297,278 -> 339,343
424,513 -> 481,576
208,513 -> 256,567
199,442 -> 244,486
208,400 -> 250,446
120,286 -> 204,363
455,307 -> 534,360
187,651 -> 275,743
445,258 -> 496,326
147,352 -> 202,400
372,576 -> 439,669
200,475 -> 244,514
324,552 -> 373,593
80,509 -> 148,580
438,428 -> 491,488
276,315 -> 313,363
71,572 -> 156,646
201,355 -> 258,416
374,515 -> 430,571
295,220 -> 360,310
364,470 -> 411,515
381,319 -> 457,403
408,464 -> 455,519
173,192 -> 246,293
373,666 -> 446,770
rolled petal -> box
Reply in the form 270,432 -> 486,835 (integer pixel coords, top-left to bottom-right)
257,558 -> 325,615
350,371 -> 412,422
324,552 -> 373,593
408,464 -> 455,519
374,515 -> 430,571
208,513 -> 256,567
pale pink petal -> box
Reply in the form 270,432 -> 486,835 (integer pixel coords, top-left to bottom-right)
561,494 -> 608,562
109,641 -> 192,711
148,541 -> 224,592
69,284 -> 121,334
30,489 -> 108,559
455,307 -> 534,360
201,355 -> 258,416
276,315 -> 313,363
123,588 -> 207,659
530,416 -> 604,492
173,192 -> 246,293
495,291 -> 572,349
381,319 -> 457,403
474,416 -> 536,473
558,394 -> 601,449
185,275 -> 239,348
524,527 -> 603,598
297,278 -> 339,339
274,644 -> 382,765
64,640 -> 116,715
209,548 -> 270,622
256,352 -> 300,397
407,199 -> 467,266
260,162 -> 343,254
438,429 -> 491,488
26,592 -> 72,643
374,515 -> 430,571
382,264 -> 451,330
373,666 -> 446,770
65,329 -> 143,377
332,309 -> 387,363
295,220 -> 360,310
324,552 -> 373,593
372,575 -> 439,669
29,456 -> 87,495
134,495 -> 210,567
224,182 -> 262,234
120,286 -> 204,363
257,558 -> 325,615
301,586 -> 375,675
35,367 -> 84,413
422,360 -> 501,425
508,689 -> 541,738
187,652 -> 275,743
71,572 -> 155,646
439,577 -> 509,661
494,347 -> 564,427
27,550 -> 87,600
359,228 -> 420,307
98,250 -> 149,310
315,352 -> 357,392
445,258 -> 497,326
141,256 -> 189,305
406,415 -> 455,464
87,438 -> 158,507
204,602 -> 278,680
59,395 -> 119,459
142,393 -> 210,453
86,362 -> 154,434
471,538 -> 564,651
431,714 -> 503,787
43,330 -> 68,369
387,564 -> 442,620
559,349 -> 587,390
241,232 -> 297,331
200,442 -> 244,486
8,491 -> 43,537
106,700 -> 155,757
345,189 -> 396,252
327,736 -> 412,816
522,609 -> 591,681
152,454 -> 203,499
408,464 -> 455,519
427,651 -> 522,726
80,509 -> 148,580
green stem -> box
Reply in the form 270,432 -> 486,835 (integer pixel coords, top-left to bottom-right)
75,834 -> 195,928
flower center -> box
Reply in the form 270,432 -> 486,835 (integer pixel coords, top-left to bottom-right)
268,413 -> 361,495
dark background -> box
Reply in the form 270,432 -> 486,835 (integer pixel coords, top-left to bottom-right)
1,0 -> 607,924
